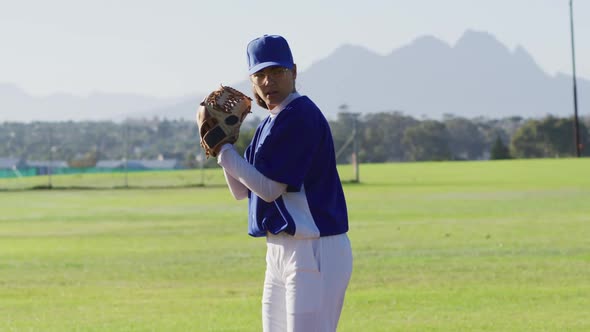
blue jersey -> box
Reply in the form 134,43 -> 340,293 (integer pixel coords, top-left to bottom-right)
244,96 -> 349,238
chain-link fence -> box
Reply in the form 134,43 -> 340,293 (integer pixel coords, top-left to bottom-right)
0,120 -> 229,190
0,117 -> 364,190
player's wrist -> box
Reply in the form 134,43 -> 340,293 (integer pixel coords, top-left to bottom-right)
217,143 -> 234,163
219,143 -> 233,154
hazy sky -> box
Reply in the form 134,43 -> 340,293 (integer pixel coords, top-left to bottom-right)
1,0 -> 589,98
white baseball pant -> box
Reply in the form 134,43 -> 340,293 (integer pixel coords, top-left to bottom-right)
262,232 -> 353,332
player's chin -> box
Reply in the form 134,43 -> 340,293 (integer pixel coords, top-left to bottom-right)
265,92 -> 284,105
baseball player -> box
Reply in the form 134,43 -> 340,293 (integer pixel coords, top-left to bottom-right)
215,34 -> 353,332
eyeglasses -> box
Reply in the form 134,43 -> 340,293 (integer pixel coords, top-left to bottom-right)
250,67 -> 290,86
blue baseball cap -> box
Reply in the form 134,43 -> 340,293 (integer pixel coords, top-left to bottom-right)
247,35 -> 294,75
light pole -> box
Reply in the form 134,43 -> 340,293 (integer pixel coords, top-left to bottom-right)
196,150 -> 205,186
339,105 -> 361,183
569,0 -> 582,157
48,126 -> 53,188
124,122 -> 129,188
351,113 -> 360,183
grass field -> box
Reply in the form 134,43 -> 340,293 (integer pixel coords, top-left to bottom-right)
1,159 -> 589,331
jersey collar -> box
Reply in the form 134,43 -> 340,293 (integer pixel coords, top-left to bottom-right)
269,91 -> 301,118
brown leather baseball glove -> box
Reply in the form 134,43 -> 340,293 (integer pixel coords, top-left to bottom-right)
196,85 -> 252,158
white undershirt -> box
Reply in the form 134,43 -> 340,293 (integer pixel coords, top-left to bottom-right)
217,92 -> 301,202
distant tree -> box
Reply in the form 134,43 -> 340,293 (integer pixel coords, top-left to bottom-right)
490,136 -> 511,159
403,120 -> 451,161
443,115 -> 486,160
156,119 -> 174,139
511,116 -> 588,158
511,119 -> 546,158
4,114 -> 586,166
360,111 -> 418,163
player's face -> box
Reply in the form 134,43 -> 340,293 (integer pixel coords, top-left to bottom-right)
251,65 -> 297,110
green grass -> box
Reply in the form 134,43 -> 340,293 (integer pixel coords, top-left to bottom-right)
1,158 -> 589,331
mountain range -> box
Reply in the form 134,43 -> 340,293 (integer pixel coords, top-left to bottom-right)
1,30 -> 588,122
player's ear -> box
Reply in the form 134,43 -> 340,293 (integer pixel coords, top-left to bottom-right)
291,64 -> 297,80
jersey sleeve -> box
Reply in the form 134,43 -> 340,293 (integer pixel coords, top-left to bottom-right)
253,106 -> 321,191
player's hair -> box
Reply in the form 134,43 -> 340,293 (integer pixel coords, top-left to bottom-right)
252,88 -> 269,109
